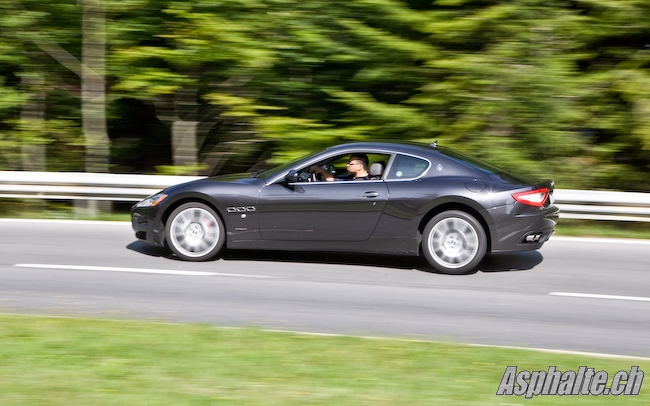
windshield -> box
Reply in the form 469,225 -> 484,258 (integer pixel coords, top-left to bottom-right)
254,149 -> 325,179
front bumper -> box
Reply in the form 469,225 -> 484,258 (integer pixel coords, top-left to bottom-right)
131,206 -> 165,246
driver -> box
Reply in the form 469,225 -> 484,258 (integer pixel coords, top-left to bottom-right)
310,154 -> 370,181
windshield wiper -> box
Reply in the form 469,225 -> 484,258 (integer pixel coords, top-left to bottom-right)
249,169 -> 265,178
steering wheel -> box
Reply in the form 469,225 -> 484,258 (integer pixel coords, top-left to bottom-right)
310,172 -> 318,182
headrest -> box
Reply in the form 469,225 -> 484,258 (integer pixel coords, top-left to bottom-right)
369,162 -> 384,177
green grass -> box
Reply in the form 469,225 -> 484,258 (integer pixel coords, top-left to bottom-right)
0,210 -> 131,222
555,219 -> 650,240
0,314 -> 648,405
0,200 -> 132,222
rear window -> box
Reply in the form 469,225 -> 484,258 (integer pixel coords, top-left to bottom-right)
436,147 -> 505,175
386,155 -> 429,180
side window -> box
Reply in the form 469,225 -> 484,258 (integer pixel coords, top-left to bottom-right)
301,152 -> 391,182
386,154 -> 429,180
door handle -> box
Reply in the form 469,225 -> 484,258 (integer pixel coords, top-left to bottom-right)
362,191 -> 380,198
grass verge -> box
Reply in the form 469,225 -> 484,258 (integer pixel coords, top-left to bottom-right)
555,219 -> 650,240
0,200 -> 132,222
0,314 -> 648,405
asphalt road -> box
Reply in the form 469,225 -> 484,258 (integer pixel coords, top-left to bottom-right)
1,219 -> 649,357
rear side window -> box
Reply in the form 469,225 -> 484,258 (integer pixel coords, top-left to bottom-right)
386,154 -> 429,180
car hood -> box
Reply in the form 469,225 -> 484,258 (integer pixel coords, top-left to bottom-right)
205,173 -> 258,183
160,172 -> 258,196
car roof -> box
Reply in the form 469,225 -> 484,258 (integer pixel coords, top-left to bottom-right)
325,141 -> 516,179
324,141 -> 438,157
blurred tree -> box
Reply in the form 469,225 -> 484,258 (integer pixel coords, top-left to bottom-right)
80,0 -> 110,174
0,0 -> 648,192
109,0 -> 276,175
0,0 -> 106,177
571,0 -> 650,190
0,0 -> 43,171
400,0 -> 597,188
109,0 -> 439,170
206,0 -> 438,164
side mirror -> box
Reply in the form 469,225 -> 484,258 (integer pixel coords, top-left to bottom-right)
284,170 -> 299,183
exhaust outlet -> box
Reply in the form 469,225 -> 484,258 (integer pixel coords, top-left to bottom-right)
525,233 -> 542,243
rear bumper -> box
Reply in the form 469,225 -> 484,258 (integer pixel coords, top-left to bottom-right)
489,204 -> 560,253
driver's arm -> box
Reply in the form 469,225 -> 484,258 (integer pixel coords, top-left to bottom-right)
310,165 -> 335,181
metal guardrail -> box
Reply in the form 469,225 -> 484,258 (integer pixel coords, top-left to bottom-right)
0,171 -> 202,202
1,171 -> 649,222
553,189 -> 650,222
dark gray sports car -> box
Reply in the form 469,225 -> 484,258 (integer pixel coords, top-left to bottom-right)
131,142 -> 559,274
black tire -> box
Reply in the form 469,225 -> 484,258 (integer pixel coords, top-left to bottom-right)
165,202 -> 225,261
421,210 -> 487,274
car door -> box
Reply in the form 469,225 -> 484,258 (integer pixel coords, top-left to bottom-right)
257,180 -> 388,241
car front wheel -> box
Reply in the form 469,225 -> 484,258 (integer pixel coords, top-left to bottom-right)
165,202 -> 225,261
422,210 -> 487,274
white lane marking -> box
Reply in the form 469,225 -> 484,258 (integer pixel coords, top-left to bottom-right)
0,219 -> 129,225
261,329 -> 650,361
550,292 -> 650,302
14,264 -> 274,278
463,343 -> 650,361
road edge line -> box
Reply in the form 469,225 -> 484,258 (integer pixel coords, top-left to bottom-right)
0,312 -> 647,361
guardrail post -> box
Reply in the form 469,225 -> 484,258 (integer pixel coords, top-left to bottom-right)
73,200 -> 112,217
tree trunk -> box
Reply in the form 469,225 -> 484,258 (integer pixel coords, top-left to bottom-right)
20,73 -> 46,172
81,0 -> 109,173
20,72 -> 47,212
172,120 -> 199,169
78,0 -> 111,215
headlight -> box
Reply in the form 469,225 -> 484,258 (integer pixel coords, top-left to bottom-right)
136,193 -> 168,208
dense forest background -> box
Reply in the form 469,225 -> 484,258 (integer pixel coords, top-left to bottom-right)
1,0 -> 649,191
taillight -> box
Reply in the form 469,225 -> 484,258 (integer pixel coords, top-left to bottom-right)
512,188 -> 549,207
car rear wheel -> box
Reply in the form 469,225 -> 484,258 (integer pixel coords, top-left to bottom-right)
165,202 -> 225,261
422,210 -> 487,274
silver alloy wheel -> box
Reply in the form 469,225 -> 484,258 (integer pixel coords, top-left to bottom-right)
427,217 -> 479,269
169,207 -> 220,258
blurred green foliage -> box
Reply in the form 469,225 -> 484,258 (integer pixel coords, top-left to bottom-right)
0,0 -> 649,190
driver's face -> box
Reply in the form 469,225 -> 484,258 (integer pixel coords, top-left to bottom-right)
346,156 -> 365,174
346,160 -> 362,173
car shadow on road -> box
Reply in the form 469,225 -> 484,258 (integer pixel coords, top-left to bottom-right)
126,241 -> 176,259
220,249 -> 544,275
478,251 -> 544,273
222,249 -> 429,271
126,240 -> 544,275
